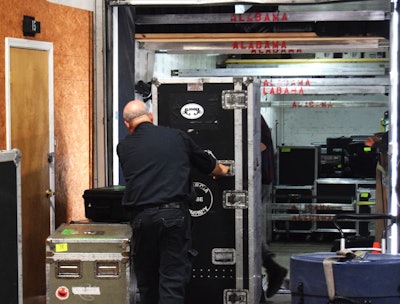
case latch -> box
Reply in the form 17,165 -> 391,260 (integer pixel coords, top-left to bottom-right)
212,248 -> 236,265
223,190 -> 248,209
221,90 -> 247,109
224,289 -> 248,304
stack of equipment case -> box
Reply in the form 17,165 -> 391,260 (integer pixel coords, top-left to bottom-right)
272,146 -> 318,237
152,77 -> 262,304
0,149 -> 22,303
273,185 -> 314,235
46,223 -> 135,303
273,145 -> 377,238
315,178 -> 376,234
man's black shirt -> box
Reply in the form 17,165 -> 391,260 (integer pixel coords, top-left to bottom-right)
117,122 -> 216,208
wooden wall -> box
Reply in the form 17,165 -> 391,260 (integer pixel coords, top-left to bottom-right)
0,0 -> 92,225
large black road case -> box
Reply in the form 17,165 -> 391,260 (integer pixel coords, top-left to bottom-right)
0,149 -> 22,304
46,223 -> 135,303
152,77 -> 262,304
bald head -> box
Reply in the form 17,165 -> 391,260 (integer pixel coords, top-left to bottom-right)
123,100 -> 153,133
123,100 -> 149,122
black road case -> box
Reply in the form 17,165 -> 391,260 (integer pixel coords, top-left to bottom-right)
0,149 -> 22,304
277,146 -> 318,186
152,77 -> 262,304
83,186 -> 129,222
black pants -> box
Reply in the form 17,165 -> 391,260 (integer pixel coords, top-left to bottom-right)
131,206 -> 192,304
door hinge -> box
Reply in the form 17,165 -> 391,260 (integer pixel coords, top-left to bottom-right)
48,152 -> 55,163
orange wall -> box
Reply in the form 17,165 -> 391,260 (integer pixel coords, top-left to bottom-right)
0,0 -> 92,225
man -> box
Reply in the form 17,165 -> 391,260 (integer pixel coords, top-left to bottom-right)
117,100 -> 229,304
365,131 -> 389,243
260,115 -> 287,299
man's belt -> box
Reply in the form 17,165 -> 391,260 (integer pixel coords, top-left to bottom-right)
158,202 -> 182,209
137,202 -> 183,211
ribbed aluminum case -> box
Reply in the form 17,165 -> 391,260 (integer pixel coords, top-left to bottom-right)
46,223 -> 134,304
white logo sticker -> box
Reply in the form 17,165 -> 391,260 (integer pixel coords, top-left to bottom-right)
190,182 -> 213,217
72,286 -> 101,295
180,103 -> 204,120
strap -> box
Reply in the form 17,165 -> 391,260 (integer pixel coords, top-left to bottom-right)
323,256 -> 338,301
323,250 -> 357,301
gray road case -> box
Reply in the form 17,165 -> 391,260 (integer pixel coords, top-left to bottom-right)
152,77 -> 262,304
0,149 -> 23,304
46,223 -> 134,304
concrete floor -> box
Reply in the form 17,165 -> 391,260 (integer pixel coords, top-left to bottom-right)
264,234 -> 334,304
269,234 -> 334,277
265,294 -> 291,304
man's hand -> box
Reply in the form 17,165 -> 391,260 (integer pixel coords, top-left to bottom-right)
365,136 -> 381,147
211,163 -> 230,178
261,142 -> 267,152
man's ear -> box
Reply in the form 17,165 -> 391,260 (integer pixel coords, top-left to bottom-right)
124,120 -> 130,129
148,112 -> 154,122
